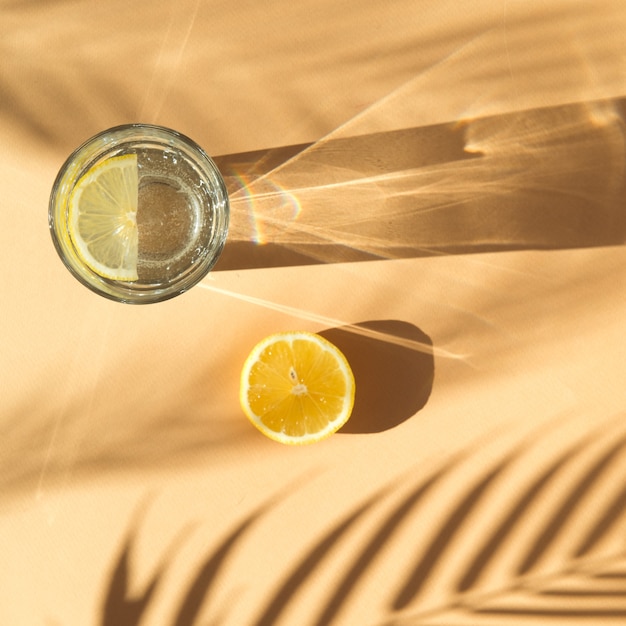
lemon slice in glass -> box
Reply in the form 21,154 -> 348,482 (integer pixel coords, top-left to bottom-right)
240,331 -> 356,445
68,153 -> 139,281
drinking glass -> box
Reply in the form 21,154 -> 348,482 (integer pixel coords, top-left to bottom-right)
49,124 -> 229,303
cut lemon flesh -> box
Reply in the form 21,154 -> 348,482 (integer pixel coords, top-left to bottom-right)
68,154 -> 139,281
240,331 -> 355,445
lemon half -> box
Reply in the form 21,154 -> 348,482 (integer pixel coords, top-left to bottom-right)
240,331 -> 355,445
68,153 -> 139,281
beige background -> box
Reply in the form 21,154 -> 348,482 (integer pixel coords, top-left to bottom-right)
1,1 -> 626,624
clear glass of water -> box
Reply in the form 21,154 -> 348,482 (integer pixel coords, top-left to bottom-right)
49,124 -> 229,304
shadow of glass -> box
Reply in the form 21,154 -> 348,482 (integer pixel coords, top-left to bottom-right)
318,320 -> 434,434
213,97 -> 626,271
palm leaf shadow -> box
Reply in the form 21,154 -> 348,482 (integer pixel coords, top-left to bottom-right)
254,453 -> 466,626
575,481 -> 626,558
382,418 -> 626,625
515,433 -> 626,576
172,505 -> 268,626
101,532 -> 161,626
100,417 -> 626,625
454,436 -> 589,593
255,420 -> 626,625
391,453 -> 517,610
475,606 -> 626,619
473,560 -> 626,622
101,499 -> 271,626
251,495 -> 379,626
101,497 -> 189,626
311,454 -> 472,626
594,569 -> 626,580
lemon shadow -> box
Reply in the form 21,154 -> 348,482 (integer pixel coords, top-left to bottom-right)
319,320 -> 434,434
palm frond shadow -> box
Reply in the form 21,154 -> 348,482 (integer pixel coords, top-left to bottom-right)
386,419 -> 626,625
101,496 -> 182,626
254,452 -> 468,626
100,417 -> 626,625
102,532 -> 162,626
171,506 -> 265,626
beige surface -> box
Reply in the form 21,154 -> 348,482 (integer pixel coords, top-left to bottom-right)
1,1 -> 626,625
